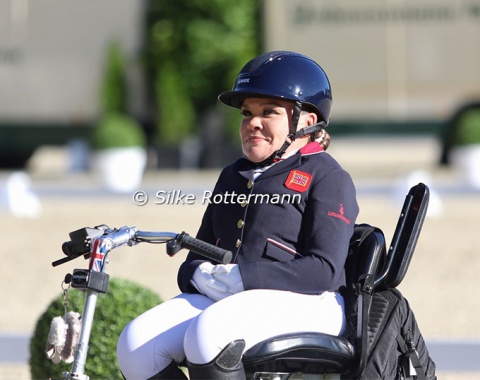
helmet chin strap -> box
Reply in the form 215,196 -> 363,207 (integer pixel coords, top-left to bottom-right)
255,101 -> 327,167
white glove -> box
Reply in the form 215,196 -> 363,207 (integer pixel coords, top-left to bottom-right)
211,264 -> 244,294
191,262 -> 230,301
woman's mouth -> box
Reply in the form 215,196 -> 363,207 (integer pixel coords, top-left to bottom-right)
246,135 -> 267,143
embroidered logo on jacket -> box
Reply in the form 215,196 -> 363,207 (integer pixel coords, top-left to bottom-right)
284,170 -> 312,192
328,204 -> 351,224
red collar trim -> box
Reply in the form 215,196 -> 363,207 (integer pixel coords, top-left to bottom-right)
299,142 -> 324,156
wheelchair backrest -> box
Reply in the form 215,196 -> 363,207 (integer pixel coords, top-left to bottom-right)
375,183 -> 430,289
345,183 -> 430,294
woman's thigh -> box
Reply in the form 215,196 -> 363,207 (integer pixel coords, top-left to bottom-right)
184,289 -> 345,364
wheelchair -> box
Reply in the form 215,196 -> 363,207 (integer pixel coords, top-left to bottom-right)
242,183 -> 430,380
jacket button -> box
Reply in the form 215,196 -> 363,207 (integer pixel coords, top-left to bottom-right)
241,201 -> 247,207
235,239 -> 241,247
237,219 -> 244,228
247,180 -> 253,189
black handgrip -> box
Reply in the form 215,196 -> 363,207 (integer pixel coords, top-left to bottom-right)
178,233 -> 232,264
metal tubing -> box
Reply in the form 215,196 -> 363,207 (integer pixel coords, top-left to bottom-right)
70,290 -> 99,377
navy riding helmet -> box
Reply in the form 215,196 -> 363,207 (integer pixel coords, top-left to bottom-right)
218,51 -> 332,125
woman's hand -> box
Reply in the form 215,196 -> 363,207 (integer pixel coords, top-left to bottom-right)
211,264 -> 245,294
190,262 -> 244,301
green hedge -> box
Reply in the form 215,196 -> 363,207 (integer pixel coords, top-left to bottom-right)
29,278 -> 162,379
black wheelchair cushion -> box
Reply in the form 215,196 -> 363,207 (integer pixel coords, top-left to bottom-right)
243,332 -> 354,374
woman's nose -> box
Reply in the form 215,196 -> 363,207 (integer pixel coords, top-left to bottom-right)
247,116 -> 262,130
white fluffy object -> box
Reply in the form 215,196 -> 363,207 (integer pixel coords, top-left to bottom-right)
46,312 -> 82,364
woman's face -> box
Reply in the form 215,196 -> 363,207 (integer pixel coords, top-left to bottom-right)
240,98 -> 293,163
240,97 -> 315,163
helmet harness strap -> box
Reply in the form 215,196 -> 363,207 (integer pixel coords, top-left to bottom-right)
274,100 -> 303,160
256,101 -> 326,167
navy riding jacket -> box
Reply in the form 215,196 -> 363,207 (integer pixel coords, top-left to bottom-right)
177,142 -> 359,295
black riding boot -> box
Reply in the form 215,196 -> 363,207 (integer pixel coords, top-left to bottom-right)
147,360 -> 188,379
187,339 -> 246,380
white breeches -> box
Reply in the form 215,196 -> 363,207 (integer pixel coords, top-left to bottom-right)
117,289 -> 345,379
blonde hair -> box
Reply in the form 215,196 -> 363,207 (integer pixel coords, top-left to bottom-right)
314,128 -> 331,150
299,109 -> 331,150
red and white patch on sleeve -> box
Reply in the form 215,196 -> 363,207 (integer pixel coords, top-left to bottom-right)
284,170 -> 312,193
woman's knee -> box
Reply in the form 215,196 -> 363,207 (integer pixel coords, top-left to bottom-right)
117,294 -> 215,377
183,292 -> 256,364
117,321 -> 146,378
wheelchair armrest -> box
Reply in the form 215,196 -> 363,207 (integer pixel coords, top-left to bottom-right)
341,226 -> 386,377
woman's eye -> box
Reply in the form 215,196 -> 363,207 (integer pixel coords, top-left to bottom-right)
240,108 -> 279,117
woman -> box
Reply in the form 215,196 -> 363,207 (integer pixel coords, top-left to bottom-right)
117,51 -> 359,379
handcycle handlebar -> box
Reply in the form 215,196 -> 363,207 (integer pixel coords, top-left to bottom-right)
53,225 -> 232,267
49,225 -> 231,380
173,232 -> 233,264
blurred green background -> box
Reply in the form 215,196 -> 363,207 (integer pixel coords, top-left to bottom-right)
1,0 -> 479,171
